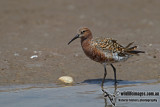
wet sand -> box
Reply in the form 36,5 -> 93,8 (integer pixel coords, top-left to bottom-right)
0,0 -> 160,86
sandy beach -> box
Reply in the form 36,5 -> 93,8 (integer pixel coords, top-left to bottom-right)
0,0 -> 160,85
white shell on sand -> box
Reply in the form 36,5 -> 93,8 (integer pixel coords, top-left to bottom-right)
58,76 -> 73,84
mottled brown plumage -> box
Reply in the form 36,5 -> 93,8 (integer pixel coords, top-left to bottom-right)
70,27 -> 143,64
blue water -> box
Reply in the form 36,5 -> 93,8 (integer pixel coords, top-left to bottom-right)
0,80 -> 159,107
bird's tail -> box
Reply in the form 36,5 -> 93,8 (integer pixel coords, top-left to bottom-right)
124,42 -> 145,55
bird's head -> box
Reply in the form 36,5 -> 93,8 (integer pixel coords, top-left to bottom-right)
68,27 -> 92,45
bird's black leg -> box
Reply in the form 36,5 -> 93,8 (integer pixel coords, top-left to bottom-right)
101,64 -> 110,97
101,64 -> 107,92
102,64 -> 116,106
110,64 -> 118,85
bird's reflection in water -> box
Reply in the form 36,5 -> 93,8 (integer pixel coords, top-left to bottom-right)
104,84 -> 118,107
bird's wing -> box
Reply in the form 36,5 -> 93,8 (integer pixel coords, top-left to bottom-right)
91,37 -> 126,56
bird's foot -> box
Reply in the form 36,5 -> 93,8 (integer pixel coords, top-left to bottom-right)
102,90 -> 116,106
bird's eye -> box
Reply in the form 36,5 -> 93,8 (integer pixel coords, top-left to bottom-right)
81,30 -> 85,34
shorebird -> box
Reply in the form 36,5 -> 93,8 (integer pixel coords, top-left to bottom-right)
68,27 -> 144,98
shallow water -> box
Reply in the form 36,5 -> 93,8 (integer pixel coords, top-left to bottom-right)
0,80 -> 159,107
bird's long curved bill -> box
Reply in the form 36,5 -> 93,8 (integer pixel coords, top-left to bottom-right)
68,34 -> 79,45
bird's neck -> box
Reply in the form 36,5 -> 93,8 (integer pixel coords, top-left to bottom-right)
81,35 -> 93,58
81,35 -> 92,47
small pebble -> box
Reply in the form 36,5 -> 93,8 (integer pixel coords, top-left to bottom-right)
149,44 -> 152,46
74,53 -> 79,57
23,48 -> 28,50
153,55 -> 156,58
34,51 -> 38,54
14,53 -> 19,56
30,55 -> 38,59
58,76 -> 73,84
